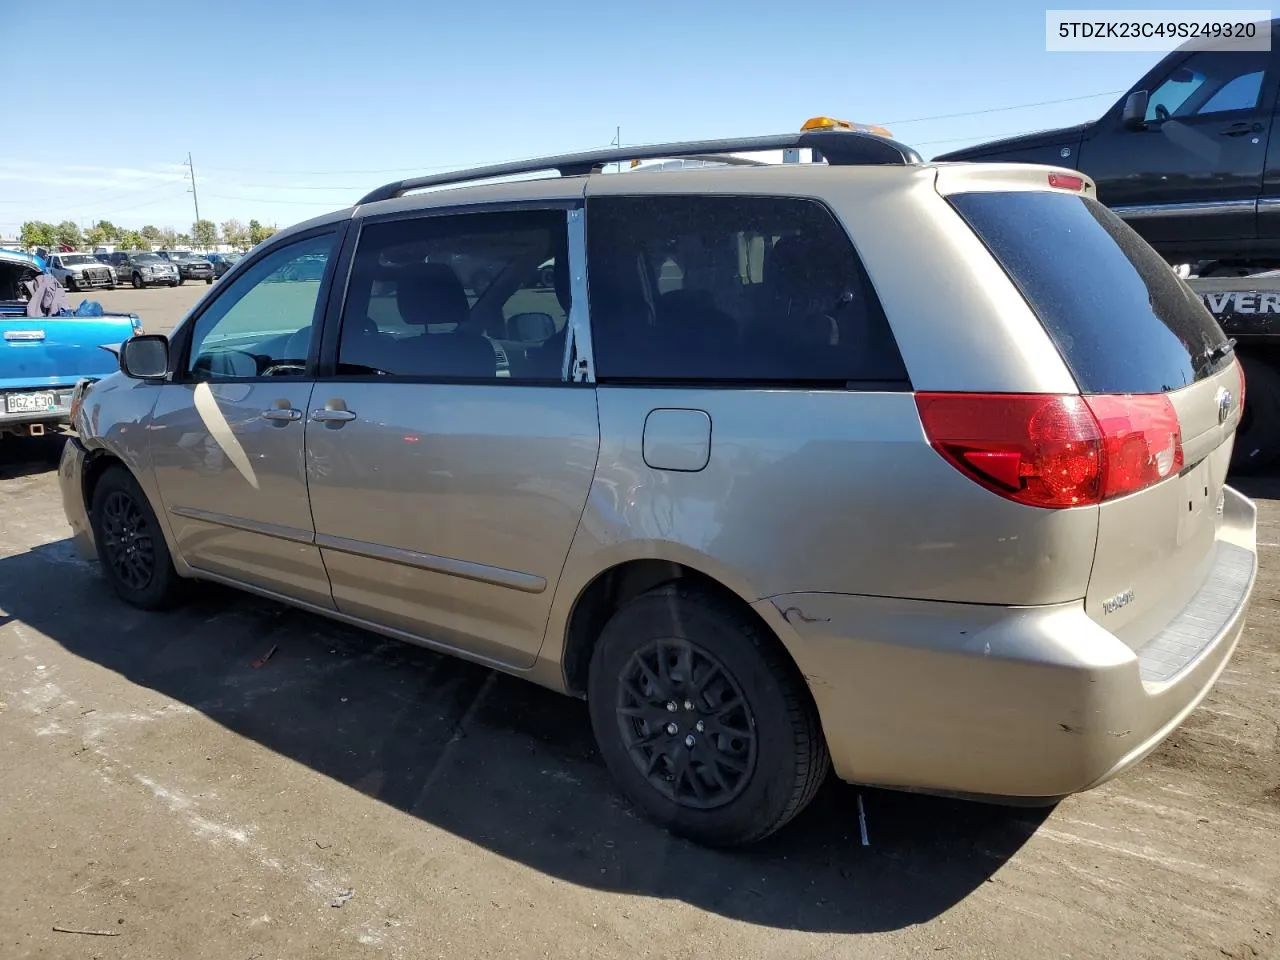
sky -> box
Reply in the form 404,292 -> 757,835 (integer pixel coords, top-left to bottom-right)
0,0 -> 1188,239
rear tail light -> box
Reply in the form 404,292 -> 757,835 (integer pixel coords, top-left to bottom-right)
916,393 -> 1183,509
1237,359 -> 1246,416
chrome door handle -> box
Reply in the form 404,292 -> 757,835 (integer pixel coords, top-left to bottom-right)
311,408 -> 357,423
261,407 -> 302,422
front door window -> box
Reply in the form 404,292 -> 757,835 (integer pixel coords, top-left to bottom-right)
186,234 -> 336,380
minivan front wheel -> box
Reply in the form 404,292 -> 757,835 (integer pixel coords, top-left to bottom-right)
588,584 -> 829,846
90,466 -> 183,610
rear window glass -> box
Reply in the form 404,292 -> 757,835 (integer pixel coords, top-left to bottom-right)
586,195 -> 908,386
949,191 -> 1229,394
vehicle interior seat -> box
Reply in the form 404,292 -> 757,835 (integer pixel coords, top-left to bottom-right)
527,242 -> 573,378
755,234 -> 865,379
653,286 -> 739,378
392,263 -> 496,378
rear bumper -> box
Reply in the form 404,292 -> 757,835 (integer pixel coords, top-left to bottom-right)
759,485 -> 1257,801
59,436 -> 96,561
0,386 -> 77,429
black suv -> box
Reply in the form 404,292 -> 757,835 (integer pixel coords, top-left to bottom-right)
937,19 -> 1280,274
157,251 -> 215,285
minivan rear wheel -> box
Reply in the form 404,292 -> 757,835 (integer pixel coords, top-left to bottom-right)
90,466 -> 183,610
587,584 -> 829,846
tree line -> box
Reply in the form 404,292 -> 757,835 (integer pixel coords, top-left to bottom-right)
17,218 -> 278,253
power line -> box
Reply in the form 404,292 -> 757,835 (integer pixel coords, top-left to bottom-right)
915,129 -> 1042,147
879,90 -> 1123,126
202,191 -> 344,206
230,182 -> 367,191
0,178 -> 184,206
188,97 -> 1121,181
91,188 -> 194,219
193,143 -> 617,178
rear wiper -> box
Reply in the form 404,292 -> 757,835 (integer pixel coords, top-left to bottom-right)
1203,338 -> 1237,366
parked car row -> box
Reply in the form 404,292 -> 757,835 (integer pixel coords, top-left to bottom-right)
41,249 -> 249,292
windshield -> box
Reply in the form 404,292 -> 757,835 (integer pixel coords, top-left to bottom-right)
61,254 -> 97,265
134,253 -> 163,262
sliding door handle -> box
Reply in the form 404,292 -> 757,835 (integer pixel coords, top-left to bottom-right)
311,408 -> 357,423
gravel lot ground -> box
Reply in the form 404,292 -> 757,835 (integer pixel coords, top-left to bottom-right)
0,294 -> 1277,957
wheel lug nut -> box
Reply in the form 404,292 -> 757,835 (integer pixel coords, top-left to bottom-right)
665,701 -> 677,713
684,734 -> 696,748
665,722 -> 678,735
695,720 -> 705,733
683,700 -> 693,711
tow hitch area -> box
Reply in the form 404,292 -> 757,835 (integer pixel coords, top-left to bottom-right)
0,422 -> 57,439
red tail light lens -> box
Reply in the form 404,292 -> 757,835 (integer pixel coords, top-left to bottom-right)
1047,173 -> 1084,191
916,393 -> 1183,509
1237,359 -> 1246,416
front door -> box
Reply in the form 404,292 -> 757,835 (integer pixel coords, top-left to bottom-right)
305,207 -> 599,667
1081,47 -> 1277,249
149,229 -> 342,608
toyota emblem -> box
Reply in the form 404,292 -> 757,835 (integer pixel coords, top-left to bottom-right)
1217,387 -> 1233,424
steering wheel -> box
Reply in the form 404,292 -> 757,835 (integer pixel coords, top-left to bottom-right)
1155,103 -> 1170,123
260,361 -> 307,377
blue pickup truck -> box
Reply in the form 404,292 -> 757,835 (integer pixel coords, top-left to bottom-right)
0,248 -> 141,439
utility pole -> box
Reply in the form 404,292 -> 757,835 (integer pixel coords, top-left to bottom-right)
184,152 -> 201,238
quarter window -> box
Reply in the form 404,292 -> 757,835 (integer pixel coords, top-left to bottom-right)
585,195 -> 907,385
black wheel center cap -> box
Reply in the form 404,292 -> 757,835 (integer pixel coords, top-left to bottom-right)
615,638 -> 758,811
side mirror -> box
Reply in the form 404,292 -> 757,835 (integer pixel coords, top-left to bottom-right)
512,311 -> 556,342
120,335 -> 169,380
1122,90 -> 1149,130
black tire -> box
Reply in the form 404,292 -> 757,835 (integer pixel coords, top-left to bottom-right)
205,277 -> 213,285
588,583 -> 829,847
65,276 -> 78,292
177,276 -> 185,286
1232,354 -> 1280,473
108,279 -> 117,290
89,466 -> 183,610
131,272 -> 144,290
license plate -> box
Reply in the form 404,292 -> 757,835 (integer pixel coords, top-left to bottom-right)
5,392 -> 56,414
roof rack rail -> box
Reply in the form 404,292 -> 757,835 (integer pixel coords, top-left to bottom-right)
356,129 -> 922,206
